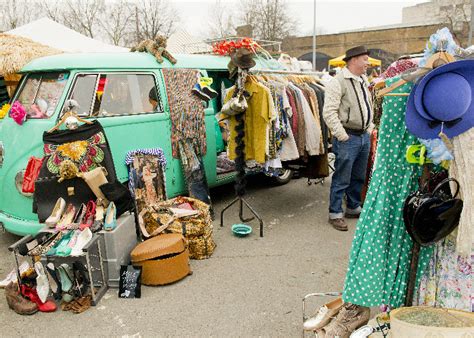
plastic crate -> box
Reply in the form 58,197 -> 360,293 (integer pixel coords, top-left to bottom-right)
99,212 -> 139,288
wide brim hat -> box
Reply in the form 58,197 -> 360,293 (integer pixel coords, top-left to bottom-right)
406,59 -> 474,139
230,48 -> 256,69
342,46 -> 370,62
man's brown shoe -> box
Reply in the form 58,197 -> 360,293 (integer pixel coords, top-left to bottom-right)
5,282 -> 38,315
329,218 -> 348,231
345,212 -> 360,219
324,303 -> 370,338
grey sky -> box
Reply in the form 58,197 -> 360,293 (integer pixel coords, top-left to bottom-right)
172,0 -> 428,38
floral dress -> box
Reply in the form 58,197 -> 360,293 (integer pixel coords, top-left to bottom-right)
415,128 -> 474,312
342,78 -> 433,308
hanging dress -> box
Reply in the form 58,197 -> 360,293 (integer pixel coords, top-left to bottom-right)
415,128 -> 474,312
342,78 -> 433,308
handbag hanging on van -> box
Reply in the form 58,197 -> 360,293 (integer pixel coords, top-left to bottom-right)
33,120 -> 117,222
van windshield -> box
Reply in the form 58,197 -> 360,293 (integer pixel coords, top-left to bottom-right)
13,72 -> 69,119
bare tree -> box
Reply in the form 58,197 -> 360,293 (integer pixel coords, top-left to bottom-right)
131,0 -> 179,44
40,0 -> 63,23
208,0 -> 235,39
40,0 -> 104,38
0,0 -> 43,30
439,1 -> 469,46
61,0 -> 105,38
239,0 -> 296,41
100,0 -> 135,46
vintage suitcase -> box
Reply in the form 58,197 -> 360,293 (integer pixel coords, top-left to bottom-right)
130,233 -> 191,286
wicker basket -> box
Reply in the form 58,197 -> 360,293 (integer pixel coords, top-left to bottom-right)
390,306 -> 474,338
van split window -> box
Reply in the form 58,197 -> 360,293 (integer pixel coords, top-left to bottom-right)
68,73 -> 162,117
13,72 -> 69,119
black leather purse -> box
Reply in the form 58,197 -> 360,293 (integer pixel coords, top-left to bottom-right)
403,178 -> 463,246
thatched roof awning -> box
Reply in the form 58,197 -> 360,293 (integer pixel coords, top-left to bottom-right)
0,33 -> 62,76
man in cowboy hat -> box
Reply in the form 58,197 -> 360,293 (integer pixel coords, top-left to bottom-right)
323,45 -> 374,231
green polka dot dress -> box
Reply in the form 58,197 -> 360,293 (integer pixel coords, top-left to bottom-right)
342,77 -> 433,308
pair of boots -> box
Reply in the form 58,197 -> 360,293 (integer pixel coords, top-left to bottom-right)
192,77 -> 218,103
5,282 -> 57,315
304,298 -> 370,338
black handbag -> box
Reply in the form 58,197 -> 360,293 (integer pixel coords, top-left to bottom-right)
33,121 -> 117,222
100,181 -> 134,218
403,178 -> 463,246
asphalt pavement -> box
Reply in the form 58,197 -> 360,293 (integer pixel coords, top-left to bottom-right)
0,175 -> 358,337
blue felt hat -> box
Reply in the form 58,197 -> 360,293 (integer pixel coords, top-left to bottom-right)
406,59 -> 474,139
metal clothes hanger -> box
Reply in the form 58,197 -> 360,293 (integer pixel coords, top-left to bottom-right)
376,51 -> 455,98
48,100 -> 93,133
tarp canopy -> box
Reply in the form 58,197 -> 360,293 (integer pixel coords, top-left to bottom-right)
329,55 -> 381,68
7,17 -> 128,53
167,28 -> 212,54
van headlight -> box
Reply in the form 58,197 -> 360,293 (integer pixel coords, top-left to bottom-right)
15,170 -> 33,197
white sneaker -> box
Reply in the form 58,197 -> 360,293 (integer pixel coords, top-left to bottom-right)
0,261 -> 30,288
70,228 -> 93,256
34,262 -> 50,303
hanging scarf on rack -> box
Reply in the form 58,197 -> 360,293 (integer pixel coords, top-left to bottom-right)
161,69 -> 207,158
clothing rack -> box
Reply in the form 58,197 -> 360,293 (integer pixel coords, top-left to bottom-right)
220,69 -> 265,237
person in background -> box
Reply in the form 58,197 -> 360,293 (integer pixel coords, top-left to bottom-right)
149,87 -> 159,111
322,46 -> 374,231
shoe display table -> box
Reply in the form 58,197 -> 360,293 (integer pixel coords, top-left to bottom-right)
98,212 -> 138,288
8,230 -> 108,306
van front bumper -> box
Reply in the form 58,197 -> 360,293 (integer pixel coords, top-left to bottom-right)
0,211 -> 42,236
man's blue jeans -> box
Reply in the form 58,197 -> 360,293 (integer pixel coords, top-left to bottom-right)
329,133 -> 370,219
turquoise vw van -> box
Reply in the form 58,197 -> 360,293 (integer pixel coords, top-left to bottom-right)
0,52 -> 291,236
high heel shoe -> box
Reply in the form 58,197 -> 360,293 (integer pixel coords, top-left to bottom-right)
56,204 -> 76,231
103,201 -> 117,231
34,262 -> 49,303
79,200 -> 96,231
18,232 -> 52,256
95,203 -> 105,222
29,231 -> 63,256
56,264 -> 73,293
45,197 -> 66,228
45,263 -> 62,301
71,203 -> 87,229
70,228 -> 92,257
46,230 -> 73,256
20,284 -> 57,312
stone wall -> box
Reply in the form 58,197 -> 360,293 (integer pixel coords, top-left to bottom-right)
282,22 -> 469,70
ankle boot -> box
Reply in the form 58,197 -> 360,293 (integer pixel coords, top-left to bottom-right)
323,303 -> 370,338
5,282 -> 38,315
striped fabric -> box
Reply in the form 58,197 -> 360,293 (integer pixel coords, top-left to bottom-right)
125,148 -> 167,168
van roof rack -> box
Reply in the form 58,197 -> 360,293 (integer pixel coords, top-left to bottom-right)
184,36 -> 282,54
